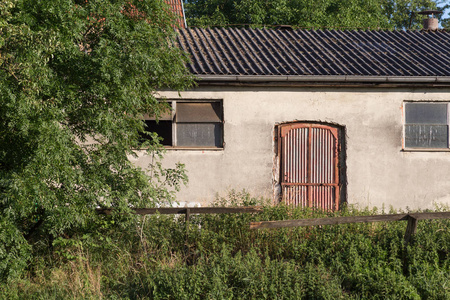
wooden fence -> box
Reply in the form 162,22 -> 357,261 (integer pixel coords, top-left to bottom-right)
97,206 -> 263,234
97,207 -> 263,216
97,208 -> 450,244
97,206 -> 263,257
250,211 -> 450,244
97,206 -> 263,235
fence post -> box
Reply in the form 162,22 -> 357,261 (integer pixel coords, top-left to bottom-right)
404,215 -> 418,244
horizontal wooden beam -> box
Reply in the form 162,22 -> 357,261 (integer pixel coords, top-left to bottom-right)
249,211 -> 450,230
250,214 -> 409,229
97,206 -> 263,215
408,211 -> 450,220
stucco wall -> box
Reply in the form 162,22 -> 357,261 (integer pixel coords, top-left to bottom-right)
129,87 -> 450,210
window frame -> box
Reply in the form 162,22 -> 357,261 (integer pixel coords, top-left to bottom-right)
143,99 -> 224,150
403,101 -> 450,152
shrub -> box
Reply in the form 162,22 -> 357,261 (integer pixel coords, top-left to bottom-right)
3,191 -> 450,299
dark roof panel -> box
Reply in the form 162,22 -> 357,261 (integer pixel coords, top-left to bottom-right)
177,28 -> 450,77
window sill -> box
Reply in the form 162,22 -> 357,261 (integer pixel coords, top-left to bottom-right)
402,148 -> 450,152
164,146 -> 224,151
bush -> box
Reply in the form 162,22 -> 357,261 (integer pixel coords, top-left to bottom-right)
3,192 -> 450,299
0,217 -> 31,283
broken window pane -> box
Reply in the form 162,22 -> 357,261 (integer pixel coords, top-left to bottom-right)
142,100 -> 223,149
141,120 -> 172,146
405,124 -> 448,148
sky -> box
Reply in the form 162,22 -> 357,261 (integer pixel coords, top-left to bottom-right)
441,0 -> 450,19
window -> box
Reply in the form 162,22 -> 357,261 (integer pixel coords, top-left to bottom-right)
404,102 -> 449,149
142,100 -> 223,149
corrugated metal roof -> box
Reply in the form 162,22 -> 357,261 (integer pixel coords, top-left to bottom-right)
177,27 -> 450,77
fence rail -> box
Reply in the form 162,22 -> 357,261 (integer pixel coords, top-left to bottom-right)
96,208 -> 450,245
96,206 -> 263,215
250,211 -> 450,243
97,206 -> 263,258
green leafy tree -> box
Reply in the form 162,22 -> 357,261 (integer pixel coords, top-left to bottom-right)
436,0 -> 450,29
383,0 -> 447,29
0,0 -> 192,281
185,0 -> 449,29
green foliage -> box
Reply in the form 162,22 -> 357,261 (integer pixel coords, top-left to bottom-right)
3,192 -> 450,298
0,0 -> 192,282
185,0 -> 449,30
125,247 -> 348,299
0,216 -> 31,283
437,0 -> 450,29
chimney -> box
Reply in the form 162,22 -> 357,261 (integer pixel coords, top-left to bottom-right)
165,0 -> 187,28
418,10 -> 442,31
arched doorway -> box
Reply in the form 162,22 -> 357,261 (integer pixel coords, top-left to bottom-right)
277,122 -> 345,210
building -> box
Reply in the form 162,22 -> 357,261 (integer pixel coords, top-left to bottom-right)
132,22 -> 450,210
165,0 -> 186,28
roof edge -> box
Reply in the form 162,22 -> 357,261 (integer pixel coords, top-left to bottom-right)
196,75 -> 450,83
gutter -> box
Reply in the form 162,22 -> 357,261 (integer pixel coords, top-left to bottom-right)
180,0 -> 187,29
197,75 -> 450,83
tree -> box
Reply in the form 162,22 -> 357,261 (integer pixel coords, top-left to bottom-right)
185,0 -> 449,30
0,0 -> 192,281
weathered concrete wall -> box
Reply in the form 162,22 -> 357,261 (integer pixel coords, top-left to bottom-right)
129,87 -> 450,210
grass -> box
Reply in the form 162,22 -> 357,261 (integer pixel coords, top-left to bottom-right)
2,192 -> 450,299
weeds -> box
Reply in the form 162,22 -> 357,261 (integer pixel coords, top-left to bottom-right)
2,191 -> 450,299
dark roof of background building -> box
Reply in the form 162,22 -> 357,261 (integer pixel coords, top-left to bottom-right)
177,27 -> 450,77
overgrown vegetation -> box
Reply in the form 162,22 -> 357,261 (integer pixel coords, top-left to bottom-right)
2,191 -> 450,299
185,0 -> 450,30
0,0 -> 192,284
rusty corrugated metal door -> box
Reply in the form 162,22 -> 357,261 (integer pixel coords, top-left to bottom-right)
280,123 -> 340,210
